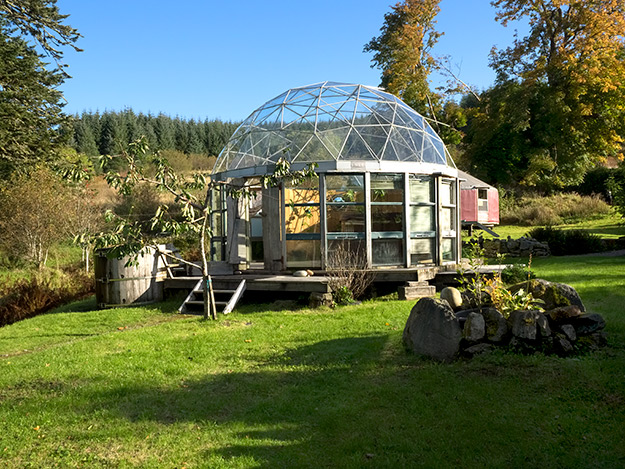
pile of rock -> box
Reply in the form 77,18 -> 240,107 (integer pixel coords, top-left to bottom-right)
402,280 -> 606,362
482,236 -> 550,257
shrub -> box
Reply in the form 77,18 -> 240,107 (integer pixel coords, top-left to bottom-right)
326,243 -> 373,305
0,169 -> 85,268
500,263 -> 536,285
527,227 -> 606,255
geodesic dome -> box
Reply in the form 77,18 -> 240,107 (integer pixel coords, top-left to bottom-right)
213,81 -> 455,176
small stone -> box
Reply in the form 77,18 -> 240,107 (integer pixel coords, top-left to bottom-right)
555,335 -> 574,356
590,331 -> 608,347
508,310 -> 539,340
559,324 -> 577,342
570,313 -> 606,335
309,292 -> 333,308
463,343 -> 494,357
440,287 -> 463,310
463,312 -> 486,342
536,314 -> 552,337
481,307 -> 508,342
548,305 -> 583,322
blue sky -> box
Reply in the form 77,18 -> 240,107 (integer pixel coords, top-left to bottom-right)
57,0 -> 522,121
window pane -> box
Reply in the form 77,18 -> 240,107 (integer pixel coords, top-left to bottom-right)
410,206 -> 434,232
327,239 -> 366,267
286,240 -> 321,268
284,180 -> 319,204
409,175 -> 433,203
210,241 -> 223,262
410,238 -> 434,264
211,212 -> 223,237
210,188 -> 223,210
442,238 -> 455,261
371,174 -> 403,203
250,217 -> 262,238
371,204 -> 403,232
327,205 -> 365,233
373,239 -> 404,265
441,181 -> 455,206
325,174 -> 364,202
442,207 -> 455,232
286,205 -> 320,234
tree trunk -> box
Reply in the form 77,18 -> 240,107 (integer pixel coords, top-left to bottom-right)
200,208 -> 217,320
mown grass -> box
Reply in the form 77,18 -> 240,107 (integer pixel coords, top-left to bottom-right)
0,258 -> 624,467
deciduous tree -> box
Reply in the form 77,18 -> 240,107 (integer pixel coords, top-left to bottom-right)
364,0 -> 467,143
365,0 -> 442,119
488,0 -> 625,187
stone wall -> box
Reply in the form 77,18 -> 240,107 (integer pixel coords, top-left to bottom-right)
482,236 -> 550,258
403,281 -> 606,361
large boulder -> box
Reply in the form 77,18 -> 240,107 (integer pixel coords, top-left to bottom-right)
403,298 -> 462,362
510,279 -> 585,312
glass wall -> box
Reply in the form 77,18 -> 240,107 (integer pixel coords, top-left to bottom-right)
325,174 -> 366,265
285,179 -> 321,268
209,186 -> 227,262
371,174 -> 404,266
440,178 -> 457,262
408,175 -> 435,264
218,171 -> 459,269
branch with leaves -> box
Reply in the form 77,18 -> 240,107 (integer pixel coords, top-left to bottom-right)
86,137 -> 317,320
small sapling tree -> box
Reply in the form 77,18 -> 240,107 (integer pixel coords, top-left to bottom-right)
89,137 -> 316,319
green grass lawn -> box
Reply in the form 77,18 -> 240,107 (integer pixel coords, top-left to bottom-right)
0,256 -> 624,467
475,212 -> 625,241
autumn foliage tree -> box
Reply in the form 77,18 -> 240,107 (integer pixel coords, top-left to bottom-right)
365,0 -> 467,144
466,0 -> 625,188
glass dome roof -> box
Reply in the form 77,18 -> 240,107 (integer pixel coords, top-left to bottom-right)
213,81 -> 455,175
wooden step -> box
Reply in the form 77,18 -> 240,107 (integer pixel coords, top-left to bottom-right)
398,283 -> 436,301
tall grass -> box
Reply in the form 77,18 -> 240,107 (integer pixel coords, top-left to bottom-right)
501,192 -> 611,225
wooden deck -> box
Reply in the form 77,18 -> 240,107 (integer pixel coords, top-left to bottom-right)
165,274 -> 331,293
163,265 -> 459,295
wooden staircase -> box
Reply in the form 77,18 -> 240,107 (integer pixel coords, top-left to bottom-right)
178,278 -> 246,315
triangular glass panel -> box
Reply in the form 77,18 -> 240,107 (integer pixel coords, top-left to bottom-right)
355,126 -> 389,160
284,88 -> 316,105
254,105 -> 281,127
261,90 -> 289,108
341,129 -> 374,161
388,128 -> 415,161
280,106 -> 306,126
293,134 -> 334,162
333,84 -> 358,98
401,106 -> 426,130
317,126 -> 350,159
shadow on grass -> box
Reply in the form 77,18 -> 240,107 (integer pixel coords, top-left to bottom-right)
87,335 -> 429,466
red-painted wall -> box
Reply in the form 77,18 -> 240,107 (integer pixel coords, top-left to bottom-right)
487,188 -> 499,224
460,187 -> 499,225
461,189 -> 478,222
